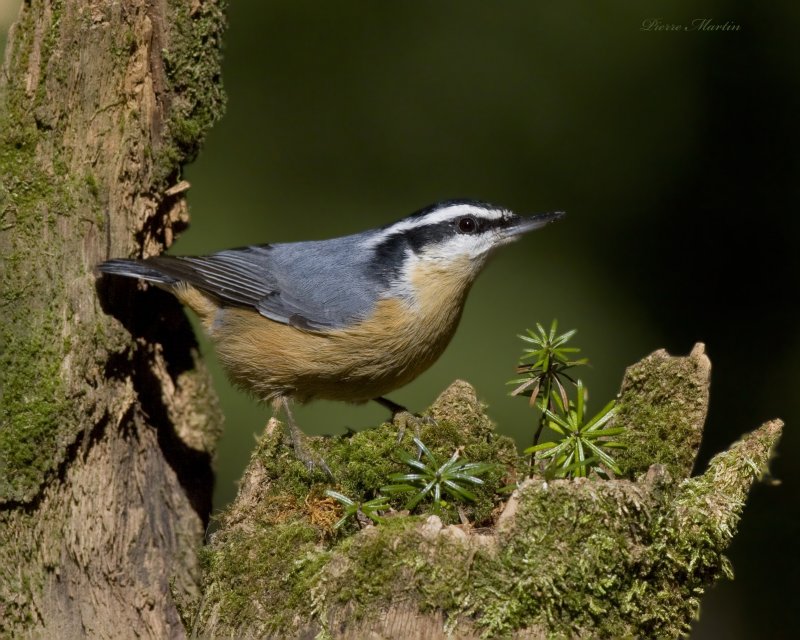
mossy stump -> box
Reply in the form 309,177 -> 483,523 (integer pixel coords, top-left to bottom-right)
191,345 -> 782,639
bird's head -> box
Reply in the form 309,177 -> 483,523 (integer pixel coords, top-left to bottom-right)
370,200 -> 564,292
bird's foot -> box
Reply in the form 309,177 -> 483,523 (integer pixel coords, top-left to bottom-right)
373,396 -> 437,452
277,398 -> 335,480
288,429 -> 334,479
392,410 -> 436,444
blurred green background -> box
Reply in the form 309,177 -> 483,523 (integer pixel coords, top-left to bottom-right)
3,1 -> 798,637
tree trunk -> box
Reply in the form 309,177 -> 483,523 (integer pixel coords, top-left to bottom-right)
0,1 -> 225,638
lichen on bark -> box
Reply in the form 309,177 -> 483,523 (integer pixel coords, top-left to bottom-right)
192,346 -> 782,639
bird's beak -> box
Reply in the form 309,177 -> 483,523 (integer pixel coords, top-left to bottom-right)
501,211 -> 565,239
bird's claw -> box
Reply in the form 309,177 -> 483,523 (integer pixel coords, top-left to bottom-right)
279,398 -> 335,480
289,435 -> 335,480
393,410 -> 437,444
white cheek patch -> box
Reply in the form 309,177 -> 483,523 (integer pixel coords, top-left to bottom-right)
422,235 -> 496,261
386,250 -> 422,302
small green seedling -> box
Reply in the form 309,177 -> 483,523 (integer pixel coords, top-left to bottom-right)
382,438 -> 495,513
508,320 -> 588,447
324,490 -> 392,529
525,380 -> 624,478
510,320 -> 625,478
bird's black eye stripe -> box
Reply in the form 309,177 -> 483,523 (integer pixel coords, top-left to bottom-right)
457,216 -> 477,234
375,213 -> 510,258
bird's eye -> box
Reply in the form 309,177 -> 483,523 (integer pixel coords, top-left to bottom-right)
457,216 -> 477,234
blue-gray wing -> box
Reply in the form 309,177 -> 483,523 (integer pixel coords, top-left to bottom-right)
137,236 -> 385,331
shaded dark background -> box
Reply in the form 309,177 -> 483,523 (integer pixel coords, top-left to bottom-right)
3,1 -> 798,637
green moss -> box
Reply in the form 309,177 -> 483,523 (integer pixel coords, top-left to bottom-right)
322,517 -> 428,615
317,420 -> 514,526
0,41 -> 101,496
612,345 -> 710,479
111,28 -> 136,62
484,478 -> 666,636
33,4 -> 63,113
154,0 -> 227,186
198,519 -> 327,633
85,172 -> 99,199
0,109 -> 72,502
0,319 -> 69,500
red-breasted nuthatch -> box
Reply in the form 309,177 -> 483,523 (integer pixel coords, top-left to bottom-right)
99,200 -> 563,459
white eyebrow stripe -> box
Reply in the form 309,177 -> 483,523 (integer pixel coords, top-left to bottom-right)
399,203 -> 506,227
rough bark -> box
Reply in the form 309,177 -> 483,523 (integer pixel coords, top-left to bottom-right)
0,1 -> 225,638
193,346 -> 782,639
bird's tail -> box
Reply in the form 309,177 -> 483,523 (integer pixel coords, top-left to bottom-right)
98,257 -> 222,326
96,258 -> 181,286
